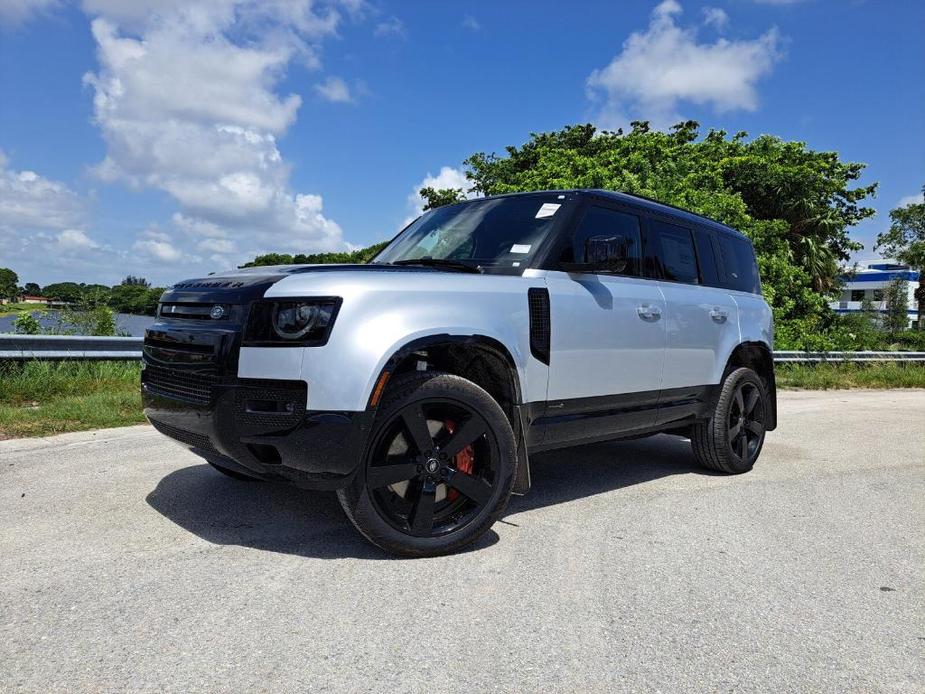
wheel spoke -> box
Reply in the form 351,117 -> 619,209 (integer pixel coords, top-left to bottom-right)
367,460 -> 419,489
744,389 -> 760,416
446,467 -> 493,506
441,415 -> 488,458
736,432 -> 748,459
745,420 -> 764,436
734,388 -> 745,416
401,405 -> 433,455
728,422 -> 742,440
408,480 -> 436,534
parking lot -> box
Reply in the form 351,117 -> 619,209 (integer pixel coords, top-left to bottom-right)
1,389 -> 923,692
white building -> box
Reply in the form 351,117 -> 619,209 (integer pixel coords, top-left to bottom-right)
831,261 -> 920,329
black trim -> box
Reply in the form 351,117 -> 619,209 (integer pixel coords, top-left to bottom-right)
144,376 -> 373,490
527,384 -> 720,452
528,288 -> 551,365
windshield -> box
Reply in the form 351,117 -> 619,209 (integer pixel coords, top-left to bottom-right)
373,194 -> 569,274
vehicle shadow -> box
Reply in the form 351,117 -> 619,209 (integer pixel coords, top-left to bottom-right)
145,435 -> 711,560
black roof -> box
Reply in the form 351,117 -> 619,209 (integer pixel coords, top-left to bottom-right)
471,188 -> 748,241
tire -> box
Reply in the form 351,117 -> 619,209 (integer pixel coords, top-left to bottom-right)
691,367 -> 769,474
337,372 -> 518,557
207,460 -> 263,481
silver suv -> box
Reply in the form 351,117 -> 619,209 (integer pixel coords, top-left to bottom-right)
143,190 -> 776,556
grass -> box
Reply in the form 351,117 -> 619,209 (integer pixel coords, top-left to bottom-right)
0,302 -> 42,318
776,362 -> 925,389
0,360 -> 144,439
0,359 -> 922,440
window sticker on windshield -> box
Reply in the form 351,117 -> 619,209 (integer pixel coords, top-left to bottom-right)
535,203 -> 561,219
510,244 -> 532,254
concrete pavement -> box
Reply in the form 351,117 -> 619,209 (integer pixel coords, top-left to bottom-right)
1,389 -> 923,692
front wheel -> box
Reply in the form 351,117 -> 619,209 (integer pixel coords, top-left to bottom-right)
691,367 -> 768,474
337,372 -> 518,557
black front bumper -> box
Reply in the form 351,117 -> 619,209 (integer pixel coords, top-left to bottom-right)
143,371 -> 372,490
141,282 -> 372,490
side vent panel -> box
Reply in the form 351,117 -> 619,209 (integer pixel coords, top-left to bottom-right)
528,287 -> 551,365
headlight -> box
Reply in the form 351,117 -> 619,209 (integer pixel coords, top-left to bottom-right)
243,298 -> 341,346
273,301 -> 334,339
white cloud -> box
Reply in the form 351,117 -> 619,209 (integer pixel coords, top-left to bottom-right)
133,236 -> 183,263
403,166 -> 473,227
0,0 -> 60,26
897,193 -> 924,207
0,151 -> 86,232
80,1 -> 350,275
57,228 -> 100,251
702,6 -> 728,30
374,15 -> 404,38
587,0 -> 782,130
314,76 -> 353,103
462,15 -> 480,31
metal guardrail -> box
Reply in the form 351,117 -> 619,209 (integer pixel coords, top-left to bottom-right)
0,334 -> 142,360
774,350 -> 925,363
0,334 -> 923,363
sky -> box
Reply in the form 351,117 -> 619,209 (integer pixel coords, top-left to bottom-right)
1,0 -> 923,287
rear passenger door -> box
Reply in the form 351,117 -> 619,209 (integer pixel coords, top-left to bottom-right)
645,219 -> 740,422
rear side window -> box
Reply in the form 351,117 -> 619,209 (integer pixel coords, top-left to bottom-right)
717,234 -> 761,293
650,220 -> 700,284
566,205 -> 642,276
693,228 -> 721,287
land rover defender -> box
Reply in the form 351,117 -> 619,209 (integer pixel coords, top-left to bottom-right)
143,190 -> 776,556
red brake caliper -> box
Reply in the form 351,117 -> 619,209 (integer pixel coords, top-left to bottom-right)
443,419 -> 475,502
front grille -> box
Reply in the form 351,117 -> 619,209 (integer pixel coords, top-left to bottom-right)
158,302 -> 236,320
150,418 -> 218,454
143,364 -> 218,404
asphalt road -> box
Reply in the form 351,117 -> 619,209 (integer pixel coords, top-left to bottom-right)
1,390 -> 923,693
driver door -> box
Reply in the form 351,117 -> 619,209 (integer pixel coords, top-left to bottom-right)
542,201 -> 667,447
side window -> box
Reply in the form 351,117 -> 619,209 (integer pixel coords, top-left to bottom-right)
567,205 -> 642,276
693,228 -> 721,287
650,220 -> 700,284
717,234 -> 761,293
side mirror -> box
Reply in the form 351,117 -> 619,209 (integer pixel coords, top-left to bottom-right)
561,235 -> 631,274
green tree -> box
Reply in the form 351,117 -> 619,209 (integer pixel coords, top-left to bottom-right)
883,278 -> 910,334
121,275 -> 151,287
0,267 -> 19,300
419,187 -> 466,211
876,190 -> 925,330
22,282 -> 41,296
41,282 -> 83,303
108,284 -> 162,315
241,242 -> 389,268
463,121 -> 876,348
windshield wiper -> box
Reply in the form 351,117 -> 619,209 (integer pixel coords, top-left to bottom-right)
390,258 -> 483,274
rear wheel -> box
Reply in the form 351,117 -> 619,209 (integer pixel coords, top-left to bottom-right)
691,367 -> 768,474
337,372 -> 517,557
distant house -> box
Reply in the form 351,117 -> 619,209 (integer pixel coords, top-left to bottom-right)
20,295 -> 52,305
831,260 -> 919,329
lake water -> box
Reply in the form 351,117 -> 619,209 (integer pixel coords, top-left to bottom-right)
0,311 -> 155,336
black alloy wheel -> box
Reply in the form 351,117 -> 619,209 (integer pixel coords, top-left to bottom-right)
337,372 -> 517,557
726,379 -> 765,465
691,366 -> 768,474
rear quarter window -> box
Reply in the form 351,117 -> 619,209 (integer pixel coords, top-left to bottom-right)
717,234 -> 761,294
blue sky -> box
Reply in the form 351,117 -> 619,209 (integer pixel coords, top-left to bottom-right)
1,0 -> 923,286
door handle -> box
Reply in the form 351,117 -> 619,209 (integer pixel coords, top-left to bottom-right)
637,305 -> 662,320
710,308 -> 729,323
